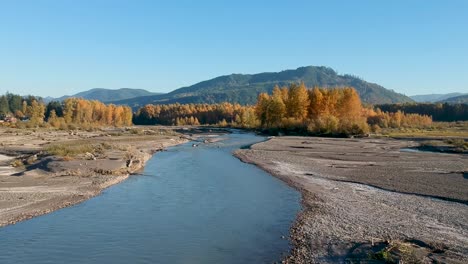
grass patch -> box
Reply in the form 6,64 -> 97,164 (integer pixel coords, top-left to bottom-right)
420,140 -> 445,147
46,140 -> 134,158
369,248 -> 393,262
368,241 -> 427,264
416,138 -> 468,154
381,121 -> 468,138
46,143 -> 94,157
445,138 -> 468,150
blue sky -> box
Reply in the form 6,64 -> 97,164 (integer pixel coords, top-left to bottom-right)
1,0 -> 467,97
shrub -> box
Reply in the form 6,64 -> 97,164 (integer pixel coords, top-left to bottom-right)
46,143 -> 94,157
129,128 -> 143,135
446,138 -> 468,150
10,159 -> 24,167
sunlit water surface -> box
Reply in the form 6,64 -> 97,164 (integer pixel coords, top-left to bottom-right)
0,132 -> 301,264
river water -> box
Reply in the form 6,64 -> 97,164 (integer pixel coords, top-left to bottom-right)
0,132 -> 301,263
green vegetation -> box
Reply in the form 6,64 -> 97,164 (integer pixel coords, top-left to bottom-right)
133,102 -> 258,128
46,140 -> 119,158
0,93 -> 41,118
445,138 -> 468,151
368,241 -> 430,264
115,66 -> 413,108
416,138 -> 468,154
46,143 -> 95,157
438,94 -> 468,104
369,248 -> 393,262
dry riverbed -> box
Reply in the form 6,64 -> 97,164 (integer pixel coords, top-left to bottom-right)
235,136 -> 468,263
0,126 -> 192,227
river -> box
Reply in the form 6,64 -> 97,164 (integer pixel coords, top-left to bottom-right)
0,132 -> 301,263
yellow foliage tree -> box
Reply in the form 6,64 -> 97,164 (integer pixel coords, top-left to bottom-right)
285,83 -> 309,121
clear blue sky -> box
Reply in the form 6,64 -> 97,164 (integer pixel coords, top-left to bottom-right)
1,0 -> 467,97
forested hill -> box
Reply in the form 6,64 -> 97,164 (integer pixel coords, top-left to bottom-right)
437,94 -> 468,104
114,66 -> 413,108
54,88 -> 159,103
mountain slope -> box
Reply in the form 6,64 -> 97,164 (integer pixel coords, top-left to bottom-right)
56,88 -> 160,103
437,94 -> 468,104
114,66 -> 413,108
410,93 -> 467,103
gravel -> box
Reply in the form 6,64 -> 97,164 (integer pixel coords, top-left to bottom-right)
235,136 -> 468,263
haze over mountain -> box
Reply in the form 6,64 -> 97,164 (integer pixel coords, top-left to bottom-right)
437,94 -> 468,104
51,88 -> 161,103
410,93 -> 467,103
114,66 -> 413,108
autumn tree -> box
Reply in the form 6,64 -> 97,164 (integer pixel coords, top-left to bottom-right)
57,98 -> 133,127
255,93 -> 270,127
27,100 -> 45,126
130,84 -> 434,136
47,109 -> 64,128
22,101 -> 28,118
63,99 -> 75,124
266,87 -> 286,127
285,83 -> 309,121
376,103 -> 467,122
308,87 -> 323,119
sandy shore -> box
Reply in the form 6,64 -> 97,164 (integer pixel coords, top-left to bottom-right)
235,136 -> 468,263
0,126 -> 190,227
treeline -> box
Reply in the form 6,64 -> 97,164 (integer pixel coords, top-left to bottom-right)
134,84 -> 434,135
0,93 -> 42,118
255,85 -> 369,134
366,109 -> 432,131
376,103 -> 468,122
133,103 -> 258,128
0,93 -> 132,128
48,98 -> 133,128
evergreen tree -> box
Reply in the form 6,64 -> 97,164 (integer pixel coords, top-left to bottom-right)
0,96 -> 10,115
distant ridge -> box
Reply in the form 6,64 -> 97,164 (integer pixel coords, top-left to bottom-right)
53,88 -> 161,103
410,93 -> 467,103
437,94 -> 468,104
113,66 -> 413,108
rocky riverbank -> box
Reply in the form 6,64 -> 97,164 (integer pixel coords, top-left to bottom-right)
0,127 -> 189,227
235,136 -> 468,263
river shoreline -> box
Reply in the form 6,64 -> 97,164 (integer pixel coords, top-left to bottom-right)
234,136 -> 468,263
0,131 -> 300,264
3,127 -> 467,263
0,126 -> 201,227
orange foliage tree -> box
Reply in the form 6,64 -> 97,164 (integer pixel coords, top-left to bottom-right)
133,83 -> 432,136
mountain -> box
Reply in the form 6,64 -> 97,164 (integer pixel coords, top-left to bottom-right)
55,88 -> 161,103
43,96 -> 55,104
437,94 -> 468,104
114,66 -> 413,109
410,93 -> 467,103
